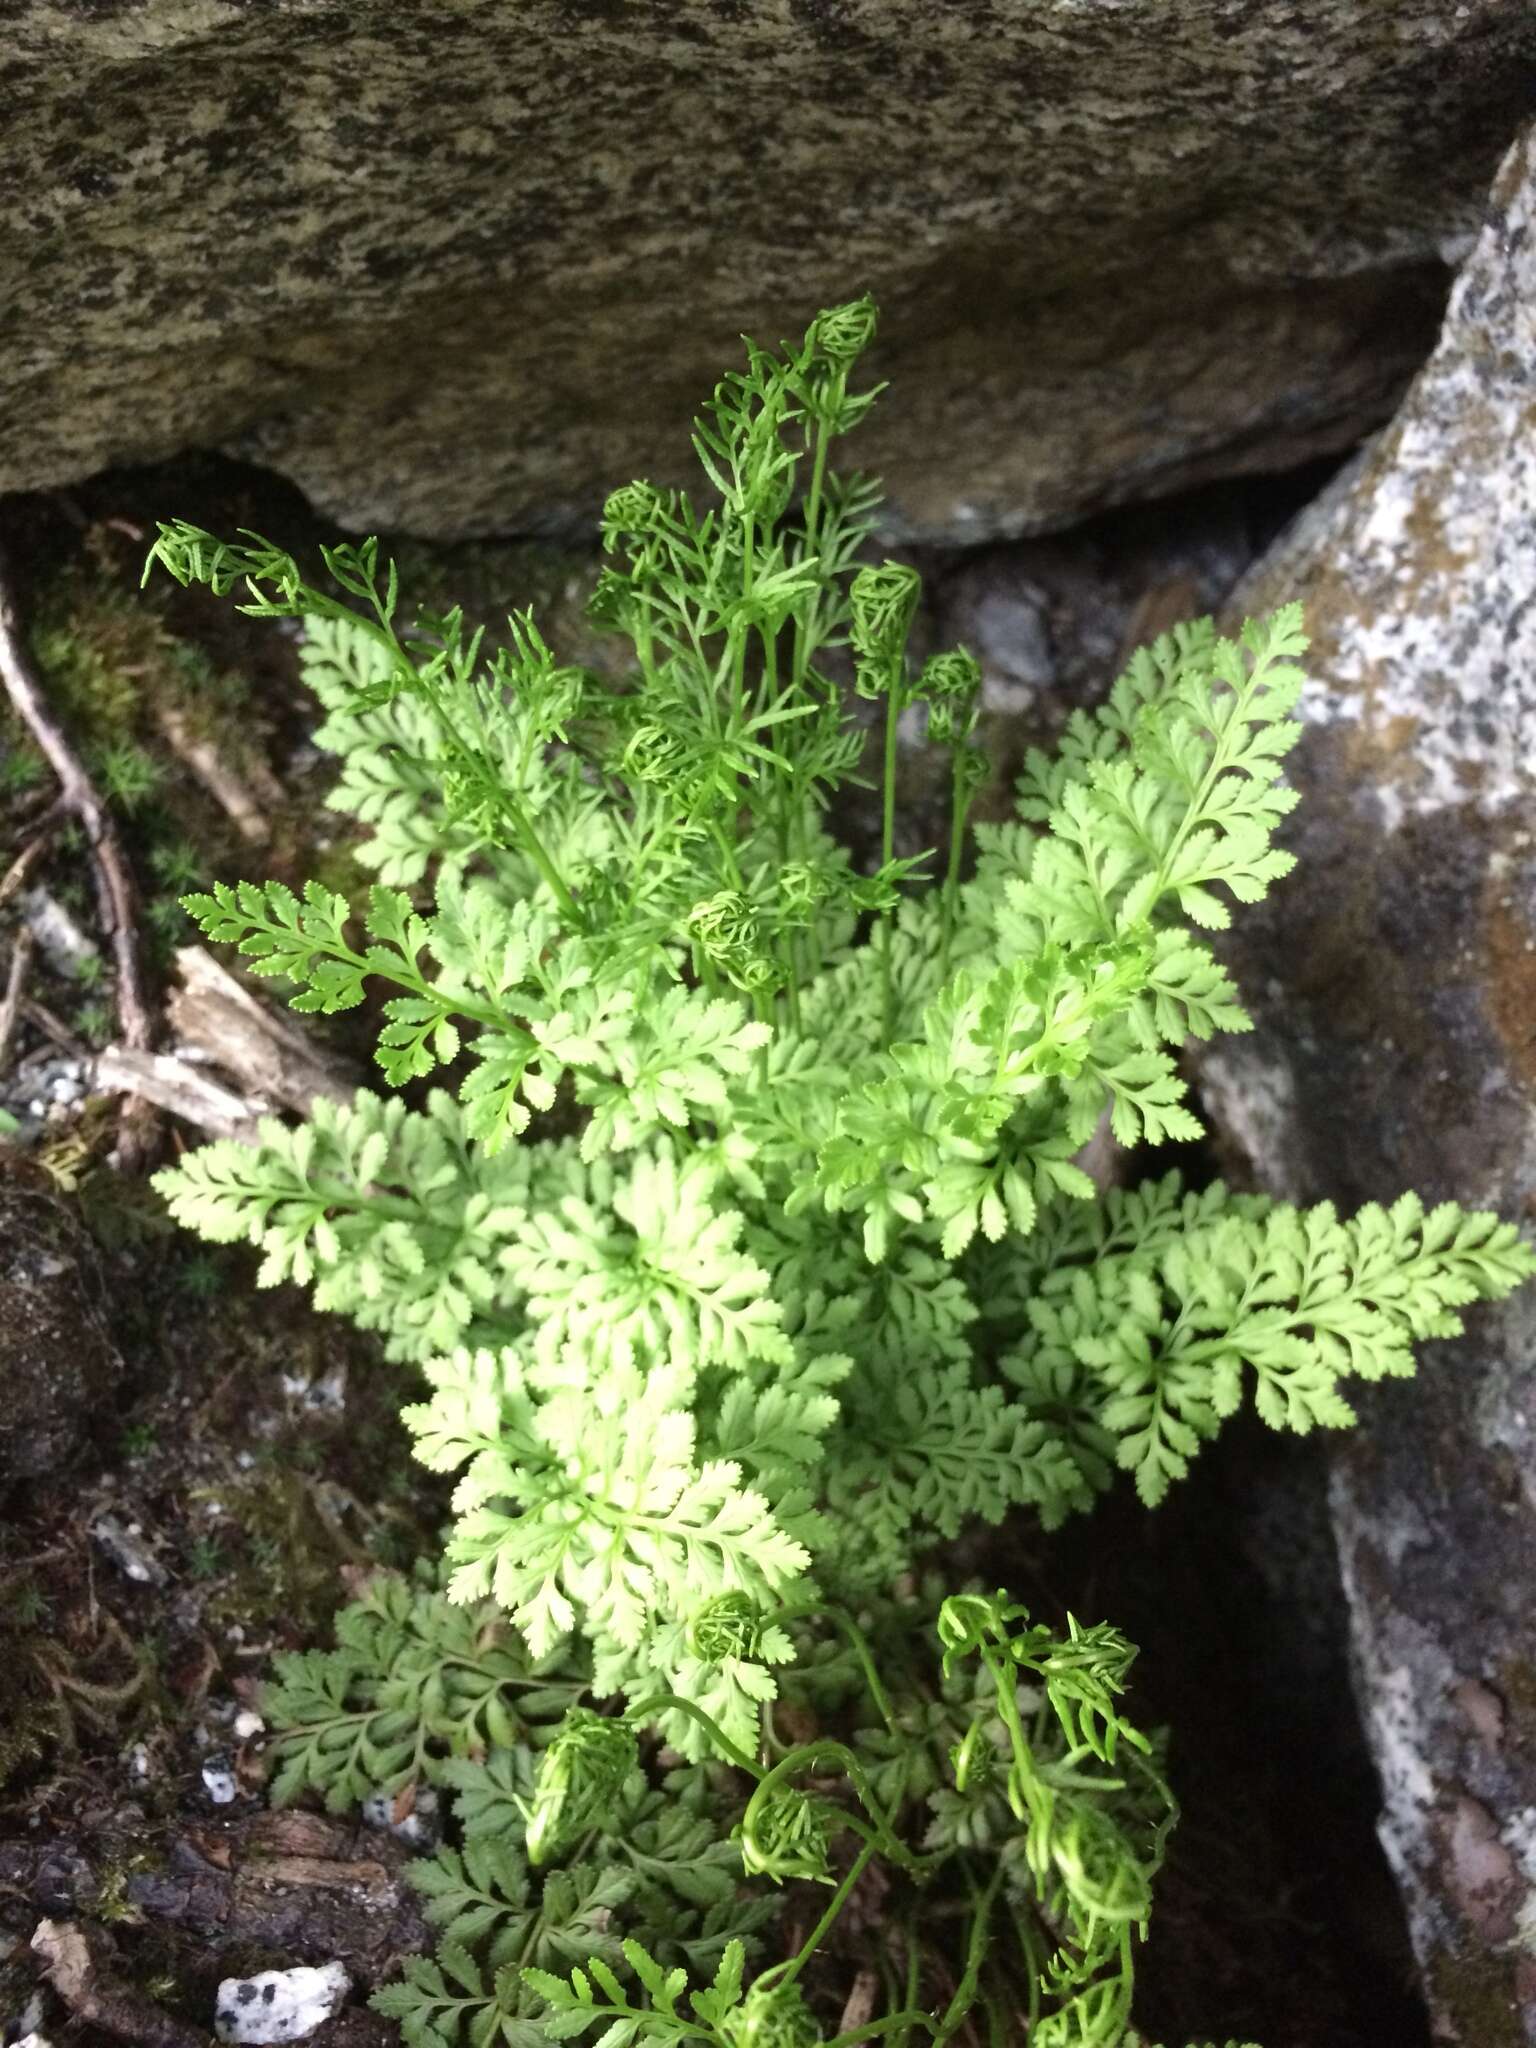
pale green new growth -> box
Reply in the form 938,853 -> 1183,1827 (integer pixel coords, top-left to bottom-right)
150,295 -> 1533,2048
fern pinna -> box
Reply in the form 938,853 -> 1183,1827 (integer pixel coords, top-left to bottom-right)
147,297 -> 1531,2048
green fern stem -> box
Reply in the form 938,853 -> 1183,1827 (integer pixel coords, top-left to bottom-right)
496,797 -> 586,930
734,511 -> 756,730
312,586 -> 586,933
825,2013 -> 945,2048
416,667 -> 582,926
784,382 -> 839,990
691,940 -> 723,1000
756,1838 -> 878,1995
623,1695 -> 761,1776
794,405 -> 834,670
899,1928 -> 924,2048
879,672 -> 902,1043
756,620 -> 807,1023
790,781 -> 825,981
939,750 -> 975,979
934,1862 -> 1007,2047
766,1600 -> 899,1733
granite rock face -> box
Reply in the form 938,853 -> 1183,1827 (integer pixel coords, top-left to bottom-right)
1203,128 -> 1536,2043
3,2 -> 1533,539
0,1172 -> 124,1490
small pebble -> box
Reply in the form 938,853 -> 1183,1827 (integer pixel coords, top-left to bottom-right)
90,1513 -> 167,1587
21,887 -> 98,977
3,1991 -> 48,2046
232,1708 -> 265,1741
279,1365 -> 347,1413
213,1961 -> 350,2044
362,1782 -> 439,1848
201,1756 -> 239,1805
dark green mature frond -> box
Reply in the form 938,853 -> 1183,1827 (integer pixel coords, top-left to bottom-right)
262,1571 -> 584,1811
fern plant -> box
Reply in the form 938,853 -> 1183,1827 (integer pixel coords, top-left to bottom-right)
261,1564 -> 585,1811
146,296 -> 1533,2047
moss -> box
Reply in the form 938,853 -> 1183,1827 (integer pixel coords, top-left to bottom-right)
25,542 -> 253,754
1428,1942 -> 1527,2047
0,1663 -> 53,1791
202,1463 -> 371,1642
89,1852 -> 151,1927
0,1575 -> 157,1794
1497,1656 -> 1536,1732
1482,881 -> 1536,1094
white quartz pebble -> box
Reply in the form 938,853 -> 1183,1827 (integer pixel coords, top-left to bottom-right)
213,1961 -> 350,2044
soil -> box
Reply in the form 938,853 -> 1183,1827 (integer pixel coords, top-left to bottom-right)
0,456 -> 1426,2048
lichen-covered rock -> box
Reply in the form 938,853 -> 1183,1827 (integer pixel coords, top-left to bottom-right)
2,3 -> 1532,539
215,1962 -> 350,2045
0,1168 -> 123,1488
1202,127 -> 1536,2043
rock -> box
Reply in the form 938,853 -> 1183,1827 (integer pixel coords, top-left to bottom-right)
214,1962 -> 350,2046
942,556 -> 1058,714
19,889 -> 97,980
0,1169 -> 123,1489
201,1759 -> 240,1808
91,1512 -> 168,1588
3,1991 -> 47,2047
360,1784 -> 439,1851
3,5 -> 1532,540
1200,126 -> 1536,2042
935,484 -> 1259,729
1,1053 -> 91,1141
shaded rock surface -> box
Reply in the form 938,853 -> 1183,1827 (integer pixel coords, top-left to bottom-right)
0,1165 -> 124,1488
1200,127 -> 1536,2044
4,3 -> 1534,539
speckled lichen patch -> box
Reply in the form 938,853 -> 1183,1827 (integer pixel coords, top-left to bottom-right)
1241,127 -> 1536,827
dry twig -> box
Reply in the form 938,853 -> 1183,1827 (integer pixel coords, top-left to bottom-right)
0,799 -> 64,911
19,994 -> 86,1057
168,944 -> 358,1115
93,945 -> 358,1140
0,549 -> 153,1053
93,1045 -> 268,1142
837,1968 -> 879,2036
155,702 -> 273,844
0,925 -> 35,1072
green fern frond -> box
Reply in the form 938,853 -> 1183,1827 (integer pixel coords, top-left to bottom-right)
148,295 -> 1532,2048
